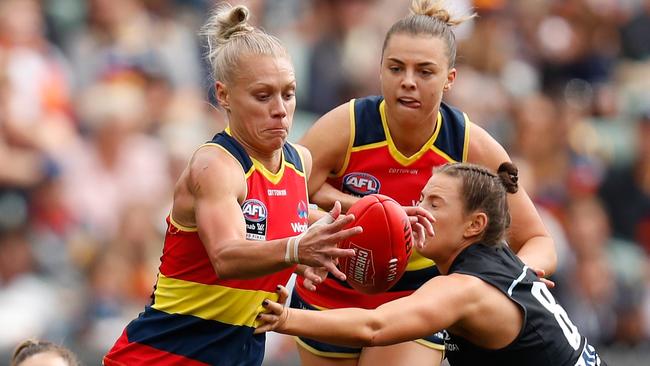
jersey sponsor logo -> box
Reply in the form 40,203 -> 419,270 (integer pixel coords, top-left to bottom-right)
268,189 -> 287,196
242,199 -> 267,240
388,167 -> 419,175
342,172 -> 381,196
347,244 -> 375,286
297,200 -> 308,219
291,222 -> 308,233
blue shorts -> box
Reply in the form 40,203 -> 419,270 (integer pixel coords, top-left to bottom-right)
289,289 -> 445,358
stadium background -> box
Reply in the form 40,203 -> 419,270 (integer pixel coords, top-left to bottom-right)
0,0 -> 648,364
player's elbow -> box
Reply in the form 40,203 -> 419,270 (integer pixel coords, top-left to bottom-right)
547,249 -> 558,275
208,248 -> 235,279
540,235 -> 558,275
357,314 -> 388,347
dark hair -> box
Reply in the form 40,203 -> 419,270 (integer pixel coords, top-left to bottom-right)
11,339 -> 79,366
434,162 -> 518,245
382,0 -> 476,68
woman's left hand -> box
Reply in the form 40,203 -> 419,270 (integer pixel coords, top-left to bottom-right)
532,268 -> 555,288
403,206 -> 435,249
254,285 -> 290,334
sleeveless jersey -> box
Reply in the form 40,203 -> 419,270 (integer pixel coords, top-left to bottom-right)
296,95 -> 470,309
104,131 -> 309,366
446,244 -> 603,366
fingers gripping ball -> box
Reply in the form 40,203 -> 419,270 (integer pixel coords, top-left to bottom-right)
339,194 -> 413,294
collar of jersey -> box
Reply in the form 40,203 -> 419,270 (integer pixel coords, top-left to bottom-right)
379,100 -> 442,166
250,156 -> 285,184
225,126 -> 286,184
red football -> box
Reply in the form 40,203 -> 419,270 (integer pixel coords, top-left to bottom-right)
339,194 -> 413,294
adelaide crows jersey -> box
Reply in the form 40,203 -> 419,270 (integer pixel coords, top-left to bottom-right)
104,131 -> 309,366
296,95 -> 470,309
446,243 -> 603,366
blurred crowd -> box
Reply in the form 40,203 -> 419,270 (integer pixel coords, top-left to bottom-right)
0,0 -> 648,365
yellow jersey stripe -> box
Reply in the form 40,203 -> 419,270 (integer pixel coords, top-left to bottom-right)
250,156 -> 286,184
415,338 -> 446,351
350,141 -> 388,152
380,101 -> 443,166
152,274 -> 279,327
429,142 -> 458,164
169,214 -> 198,232
406,250 -> 436,271
333,100 -> 356,178
462,114 -> 471,162
200,142 -> 255,179
291,143 -> 310,201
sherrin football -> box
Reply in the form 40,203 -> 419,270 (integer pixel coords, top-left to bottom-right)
338,194 -> 413,294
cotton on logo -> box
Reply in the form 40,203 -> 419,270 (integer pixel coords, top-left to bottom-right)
343,173 -> 380,196
242,199 -> 267,222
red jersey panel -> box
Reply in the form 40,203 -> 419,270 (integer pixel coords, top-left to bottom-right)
297,95 -> 470,309
105,131 -> 309,366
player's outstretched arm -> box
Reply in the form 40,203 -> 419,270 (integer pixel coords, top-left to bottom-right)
467,123 -> 557,275
190,147 -> 360,280
256,275 -> 475,347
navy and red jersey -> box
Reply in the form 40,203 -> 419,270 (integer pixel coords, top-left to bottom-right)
104,131 -> 309,366
296,95 -> 470,309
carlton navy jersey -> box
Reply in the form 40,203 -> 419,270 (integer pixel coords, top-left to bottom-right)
446,243 -> 603,366
296,95 -> 470,309
104,130 -> 309,366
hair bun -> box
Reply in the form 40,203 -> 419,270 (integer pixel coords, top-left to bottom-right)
218,5 -> 254,41
201,4 -> 255,52
497,162 -> 519,194
410,0 -> 471,27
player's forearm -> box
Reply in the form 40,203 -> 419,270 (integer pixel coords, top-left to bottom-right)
210,238 -> 292,279
281,308 -> 380,347
515,235 -> 557,275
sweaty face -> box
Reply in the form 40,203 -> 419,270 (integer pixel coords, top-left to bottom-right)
380,33 -> 455,123
219,54 -> 296,153
417,173 -> 467,259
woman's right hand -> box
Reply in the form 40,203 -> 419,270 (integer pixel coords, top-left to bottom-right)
296,201 -> 362,281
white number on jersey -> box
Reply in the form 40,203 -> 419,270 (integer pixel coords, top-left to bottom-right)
531,281 -> 581,350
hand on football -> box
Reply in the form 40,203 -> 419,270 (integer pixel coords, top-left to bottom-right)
403,206 -> 435,249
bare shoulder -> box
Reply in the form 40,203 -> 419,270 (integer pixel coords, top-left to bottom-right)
188,145 -> 247,200
467,122 -> 511,169
292,144 -> 312,165
423,272 -> 484,296
299,102 -> 352,166
292,143 -> 313,176
304,102 -> 352,137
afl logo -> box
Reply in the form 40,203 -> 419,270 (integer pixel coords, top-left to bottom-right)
242,199 -> 267,222
343,173 -> 381,196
